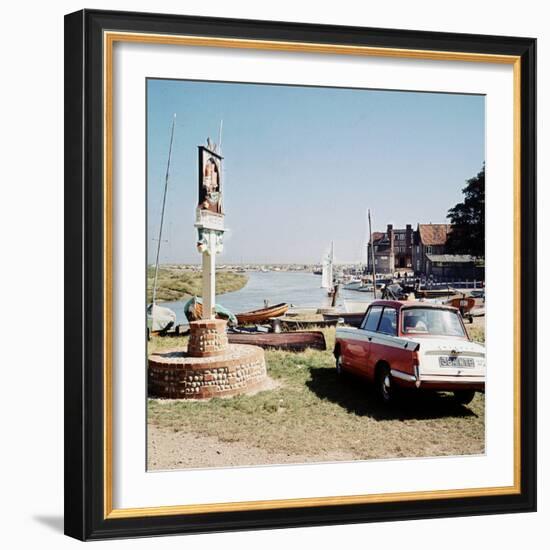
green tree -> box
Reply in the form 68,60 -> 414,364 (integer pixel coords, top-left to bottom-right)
446,166 -> 485,258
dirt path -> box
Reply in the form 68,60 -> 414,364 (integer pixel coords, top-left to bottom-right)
147,424 -> 357,470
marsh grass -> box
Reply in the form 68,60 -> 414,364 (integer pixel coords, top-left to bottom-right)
147,266 -> 247,302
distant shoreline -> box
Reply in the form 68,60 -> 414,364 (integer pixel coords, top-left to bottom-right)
147,266 -> 248,303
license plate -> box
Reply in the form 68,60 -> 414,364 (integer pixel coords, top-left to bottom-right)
439,356 -> 475,368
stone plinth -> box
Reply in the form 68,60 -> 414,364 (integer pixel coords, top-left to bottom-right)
148,344 -> 267,399
188,318 -> 228,357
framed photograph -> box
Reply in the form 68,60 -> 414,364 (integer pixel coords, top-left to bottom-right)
64,9 -> 536,540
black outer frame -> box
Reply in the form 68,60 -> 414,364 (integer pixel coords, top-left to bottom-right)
64,9 -> 537,541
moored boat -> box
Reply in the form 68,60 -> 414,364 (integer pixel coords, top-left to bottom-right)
147,303 -> 177,335
445,293 -> 476,322
183,296 -> 238,325
236,302 -> 289,325
227,330 -> 326,351
356,284 -> 374,292
342,279 -> 362,290
278,318 -> 338,331
322,311 -> 365,328
416,288 -> 457,299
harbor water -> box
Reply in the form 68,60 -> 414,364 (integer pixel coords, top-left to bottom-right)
166,271 -> 374,325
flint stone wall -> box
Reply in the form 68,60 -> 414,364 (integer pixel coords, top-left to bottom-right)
148,344 -> 267,399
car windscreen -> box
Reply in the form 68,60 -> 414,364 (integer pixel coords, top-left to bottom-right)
401,308 -> 466,337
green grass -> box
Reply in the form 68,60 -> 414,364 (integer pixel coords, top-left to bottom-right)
148,326 -> 485,461
147,266 -> 247,302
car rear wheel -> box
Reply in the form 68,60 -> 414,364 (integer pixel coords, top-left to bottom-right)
335,353 -> 345,377
453,390 -> 475,405
376,365 -> 395,404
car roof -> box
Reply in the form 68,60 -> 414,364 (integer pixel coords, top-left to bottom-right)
369,299 -> 458,312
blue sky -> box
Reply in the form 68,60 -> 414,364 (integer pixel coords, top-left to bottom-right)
147,79 -> 484,264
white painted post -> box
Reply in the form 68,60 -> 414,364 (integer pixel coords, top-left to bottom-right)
196,140 -> 224,321
202,233 -> 216,320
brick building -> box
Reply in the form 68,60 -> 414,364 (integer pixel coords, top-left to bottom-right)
368,222 -> 484,279
412,223 -> 452,275
367,224 -> 414,275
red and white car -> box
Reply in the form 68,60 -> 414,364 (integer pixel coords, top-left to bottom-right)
334,300 -> 485,405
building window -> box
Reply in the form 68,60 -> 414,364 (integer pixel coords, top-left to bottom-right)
427,246 -> 432,254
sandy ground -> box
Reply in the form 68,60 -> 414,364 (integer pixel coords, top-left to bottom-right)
147,424 -> 357,470
146,374 -> 351,470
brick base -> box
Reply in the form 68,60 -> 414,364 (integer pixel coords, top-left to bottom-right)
148,344 -> 267,399
188,319 -> 228,357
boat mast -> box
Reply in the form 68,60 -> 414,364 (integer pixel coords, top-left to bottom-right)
360,209 -> 369,273
368,209 -> 377,299
330,240 -> 334,288
152,113 -> 176,306
218,119 -> 223,153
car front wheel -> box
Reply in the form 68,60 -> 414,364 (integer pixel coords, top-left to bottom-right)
453,389 -> 475,405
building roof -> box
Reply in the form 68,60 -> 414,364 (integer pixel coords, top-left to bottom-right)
426,254 -> 475,263
370,231 -> 385,244
418,223 -> 451,246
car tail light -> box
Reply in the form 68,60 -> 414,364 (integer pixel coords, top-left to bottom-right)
412,350 -> 421,387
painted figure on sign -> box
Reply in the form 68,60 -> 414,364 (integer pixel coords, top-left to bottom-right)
198,141 -> 223,214
202,158 -> 220,209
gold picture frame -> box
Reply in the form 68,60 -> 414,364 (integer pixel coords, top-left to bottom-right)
65,9 -> 536,540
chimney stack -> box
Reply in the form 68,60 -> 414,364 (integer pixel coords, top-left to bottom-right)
406,224 -> 412,247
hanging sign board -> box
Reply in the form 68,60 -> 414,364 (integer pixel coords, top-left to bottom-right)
195,208 -> 225,231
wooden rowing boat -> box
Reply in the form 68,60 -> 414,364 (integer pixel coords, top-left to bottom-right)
278,318 -> 338,331
183,296 -> 237,325
416,288 -> 457,299
322,311 -> 365,328
445,294 -> 476,322
236,303 -> 289,325
227,330 -> 326,351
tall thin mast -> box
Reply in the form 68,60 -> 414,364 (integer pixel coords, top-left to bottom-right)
361,209 -> 369,270
330,240 -> 334,287
368,209 -> 377,299
218,119 -> 223,153
152,113 -> 176,306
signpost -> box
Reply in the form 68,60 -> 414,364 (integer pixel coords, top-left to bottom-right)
147,135 -> 266,403
195,139 -> 225,319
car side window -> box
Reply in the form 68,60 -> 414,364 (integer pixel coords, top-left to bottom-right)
362,306 -> 383,332
377,307 -> 397,336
